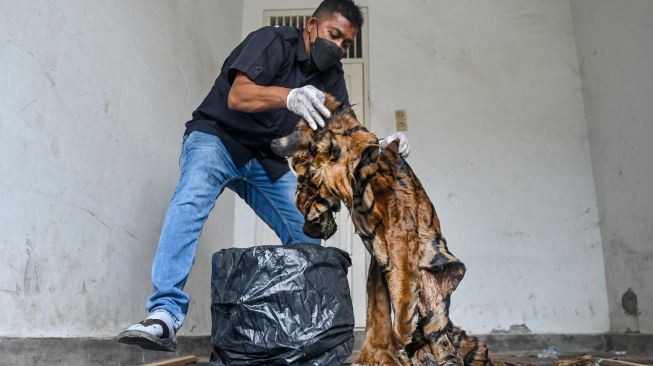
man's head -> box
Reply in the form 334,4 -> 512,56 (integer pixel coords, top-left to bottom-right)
304,0 -> 362,69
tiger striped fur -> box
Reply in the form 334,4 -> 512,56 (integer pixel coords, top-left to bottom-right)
270,95 -> 489,366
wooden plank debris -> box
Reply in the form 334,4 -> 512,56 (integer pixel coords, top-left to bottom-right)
141,355 -> 199,366
600,358 -> 650,366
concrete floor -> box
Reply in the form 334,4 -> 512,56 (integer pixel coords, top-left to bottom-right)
2,334 -> 651,365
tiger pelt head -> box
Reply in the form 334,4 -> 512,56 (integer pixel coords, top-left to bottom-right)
271,94 -> 386,240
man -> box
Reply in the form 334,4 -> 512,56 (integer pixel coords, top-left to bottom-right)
118,0 -> 408,352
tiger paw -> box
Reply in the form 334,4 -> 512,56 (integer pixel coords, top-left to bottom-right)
356,348 -> 405,366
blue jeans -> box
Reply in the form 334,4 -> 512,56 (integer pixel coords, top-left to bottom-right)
146,131 -> 320,329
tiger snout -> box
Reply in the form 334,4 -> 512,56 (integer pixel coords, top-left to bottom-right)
303,211 -> 338,240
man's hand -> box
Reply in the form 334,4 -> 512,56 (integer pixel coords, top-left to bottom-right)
379,132 -> 410,158
286,85 -> 331,130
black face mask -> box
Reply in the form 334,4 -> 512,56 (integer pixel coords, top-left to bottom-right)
309,23 -> 343,71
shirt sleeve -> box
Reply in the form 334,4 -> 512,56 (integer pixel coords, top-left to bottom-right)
226,27 -> 287,85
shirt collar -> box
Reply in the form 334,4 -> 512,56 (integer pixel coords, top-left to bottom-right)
296,28 -> 309,63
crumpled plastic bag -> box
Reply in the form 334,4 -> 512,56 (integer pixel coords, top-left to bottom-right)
210,245 -> 355,365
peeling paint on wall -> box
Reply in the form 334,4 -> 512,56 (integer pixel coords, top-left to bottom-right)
621,288 -> 640,333
23,239 -> 41,297
622,288 -> 639,316
490,324 -> 532,335
0,239 -> 29,295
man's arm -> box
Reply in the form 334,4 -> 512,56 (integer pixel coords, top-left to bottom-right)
227,72 -> 290,112
228,72 -> 331,130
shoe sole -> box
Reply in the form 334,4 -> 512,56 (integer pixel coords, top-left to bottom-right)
117,330 -> 176,352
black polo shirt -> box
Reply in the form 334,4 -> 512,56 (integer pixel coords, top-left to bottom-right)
184,26 -> 350,180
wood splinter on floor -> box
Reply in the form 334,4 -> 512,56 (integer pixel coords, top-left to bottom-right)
553,356 -> 651,366
141,355 -> 198,366
599,358 -> 651,366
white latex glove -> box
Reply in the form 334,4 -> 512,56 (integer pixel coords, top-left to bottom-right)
379,132 -> 410,158
286,85 -> 331,130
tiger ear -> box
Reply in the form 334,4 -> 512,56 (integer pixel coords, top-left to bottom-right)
270,120 -> 308,157
324,93 -> 348,130
324,93 -> 339,113
385,140 -> 400,155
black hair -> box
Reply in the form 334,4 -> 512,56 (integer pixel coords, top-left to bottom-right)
312,0 -> 363,30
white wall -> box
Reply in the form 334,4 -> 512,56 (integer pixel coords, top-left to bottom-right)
4,0 -> 633,339
242,0 -> 610,334
0,0 -> 242,337
570,0 -> 653,334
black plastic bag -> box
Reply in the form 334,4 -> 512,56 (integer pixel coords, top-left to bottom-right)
210,245 -> 355,366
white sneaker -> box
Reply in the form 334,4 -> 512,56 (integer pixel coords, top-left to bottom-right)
117,311 -> 177,352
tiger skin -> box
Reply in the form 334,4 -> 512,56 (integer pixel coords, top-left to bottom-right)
270,95 -> 490,366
